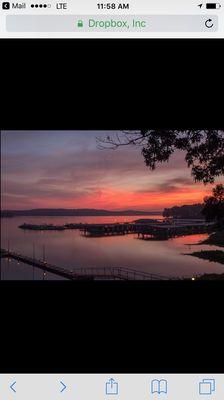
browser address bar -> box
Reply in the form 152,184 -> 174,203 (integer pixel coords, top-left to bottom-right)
6,15 -> 218,32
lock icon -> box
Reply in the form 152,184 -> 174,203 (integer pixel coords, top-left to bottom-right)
77,20 -> 84,28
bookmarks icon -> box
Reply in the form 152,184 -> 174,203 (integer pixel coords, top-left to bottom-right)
151,379 -> 168,395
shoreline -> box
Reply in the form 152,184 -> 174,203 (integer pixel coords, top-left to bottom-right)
186,250 -> 224,265
198,230 -> 224,248
185,230 -> 224,276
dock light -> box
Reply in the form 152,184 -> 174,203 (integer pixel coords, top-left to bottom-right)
192,277 -> 196,281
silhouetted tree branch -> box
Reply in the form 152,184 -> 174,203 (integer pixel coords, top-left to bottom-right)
96,130 -> 224,184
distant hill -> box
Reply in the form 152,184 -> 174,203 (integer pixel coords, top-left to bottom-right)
163,204 -> 204,219
1,208 -> 162,217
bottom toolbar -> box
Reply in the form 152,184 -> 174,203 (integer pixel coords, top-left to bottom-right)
0,374 -> 224,400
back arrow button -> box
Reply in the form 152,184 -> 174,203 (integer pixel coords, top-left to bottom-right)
10,381 -> 16,393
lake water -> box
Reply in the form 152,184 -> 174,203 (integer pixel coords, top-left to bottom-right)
1,215 -> 223,280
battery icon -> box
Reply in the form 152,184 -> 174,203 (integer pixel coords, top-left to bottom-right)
206,3 -> 221,8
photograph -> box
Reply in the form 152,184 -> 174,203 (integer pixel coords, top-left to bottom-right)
1,130 -> 224,281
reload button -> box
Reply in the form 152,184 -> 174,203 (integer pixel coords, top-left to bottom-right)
205,18 -> 214,28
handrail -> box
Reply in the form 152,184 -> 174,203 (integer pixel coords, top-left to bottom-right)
0,248 -> 176,280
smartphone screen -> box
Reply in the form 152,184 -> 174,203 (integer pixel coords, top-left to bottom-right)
0,0 -> 223,394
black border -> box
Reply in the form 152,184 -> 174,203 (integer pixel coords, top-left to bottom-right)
1,39 -> 224,130
1,38 -> 224,374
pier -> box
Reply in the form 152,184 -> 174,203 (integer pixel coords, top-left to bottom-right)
83,221 -> 215,239
17,220 -> 216,240
0,248 -> 175,280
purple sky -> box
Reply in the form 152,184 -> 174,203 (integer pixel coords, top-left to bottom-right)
1,130 -> 213,211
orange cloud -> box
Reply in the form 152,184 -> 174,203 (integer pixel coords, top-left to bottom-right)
31,186 -> 210,211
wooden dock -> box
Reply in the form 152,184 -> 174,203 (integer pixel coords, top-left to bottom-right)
82,221 -> 215,239
0,248 -> 175,280
17,220 -> 216,240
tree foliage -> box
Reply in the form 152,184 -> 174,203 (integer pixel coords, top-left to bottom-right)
202,184 -> 224,222
97,130 -> 224,184
163,204 -> 203,219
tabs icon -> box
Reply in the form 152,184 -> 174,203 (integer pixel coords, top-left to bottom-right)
199,379 -> 215,395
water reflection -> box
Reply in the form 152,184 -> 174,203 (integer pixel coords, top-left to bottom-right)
1,216 -> 223,280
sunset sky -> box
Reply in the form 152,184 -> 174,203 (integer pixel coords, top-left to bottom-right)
1,130 -> 215,211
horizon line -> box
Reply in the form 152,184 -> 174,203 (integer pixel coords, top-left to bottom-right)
1,207 -> 163,212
